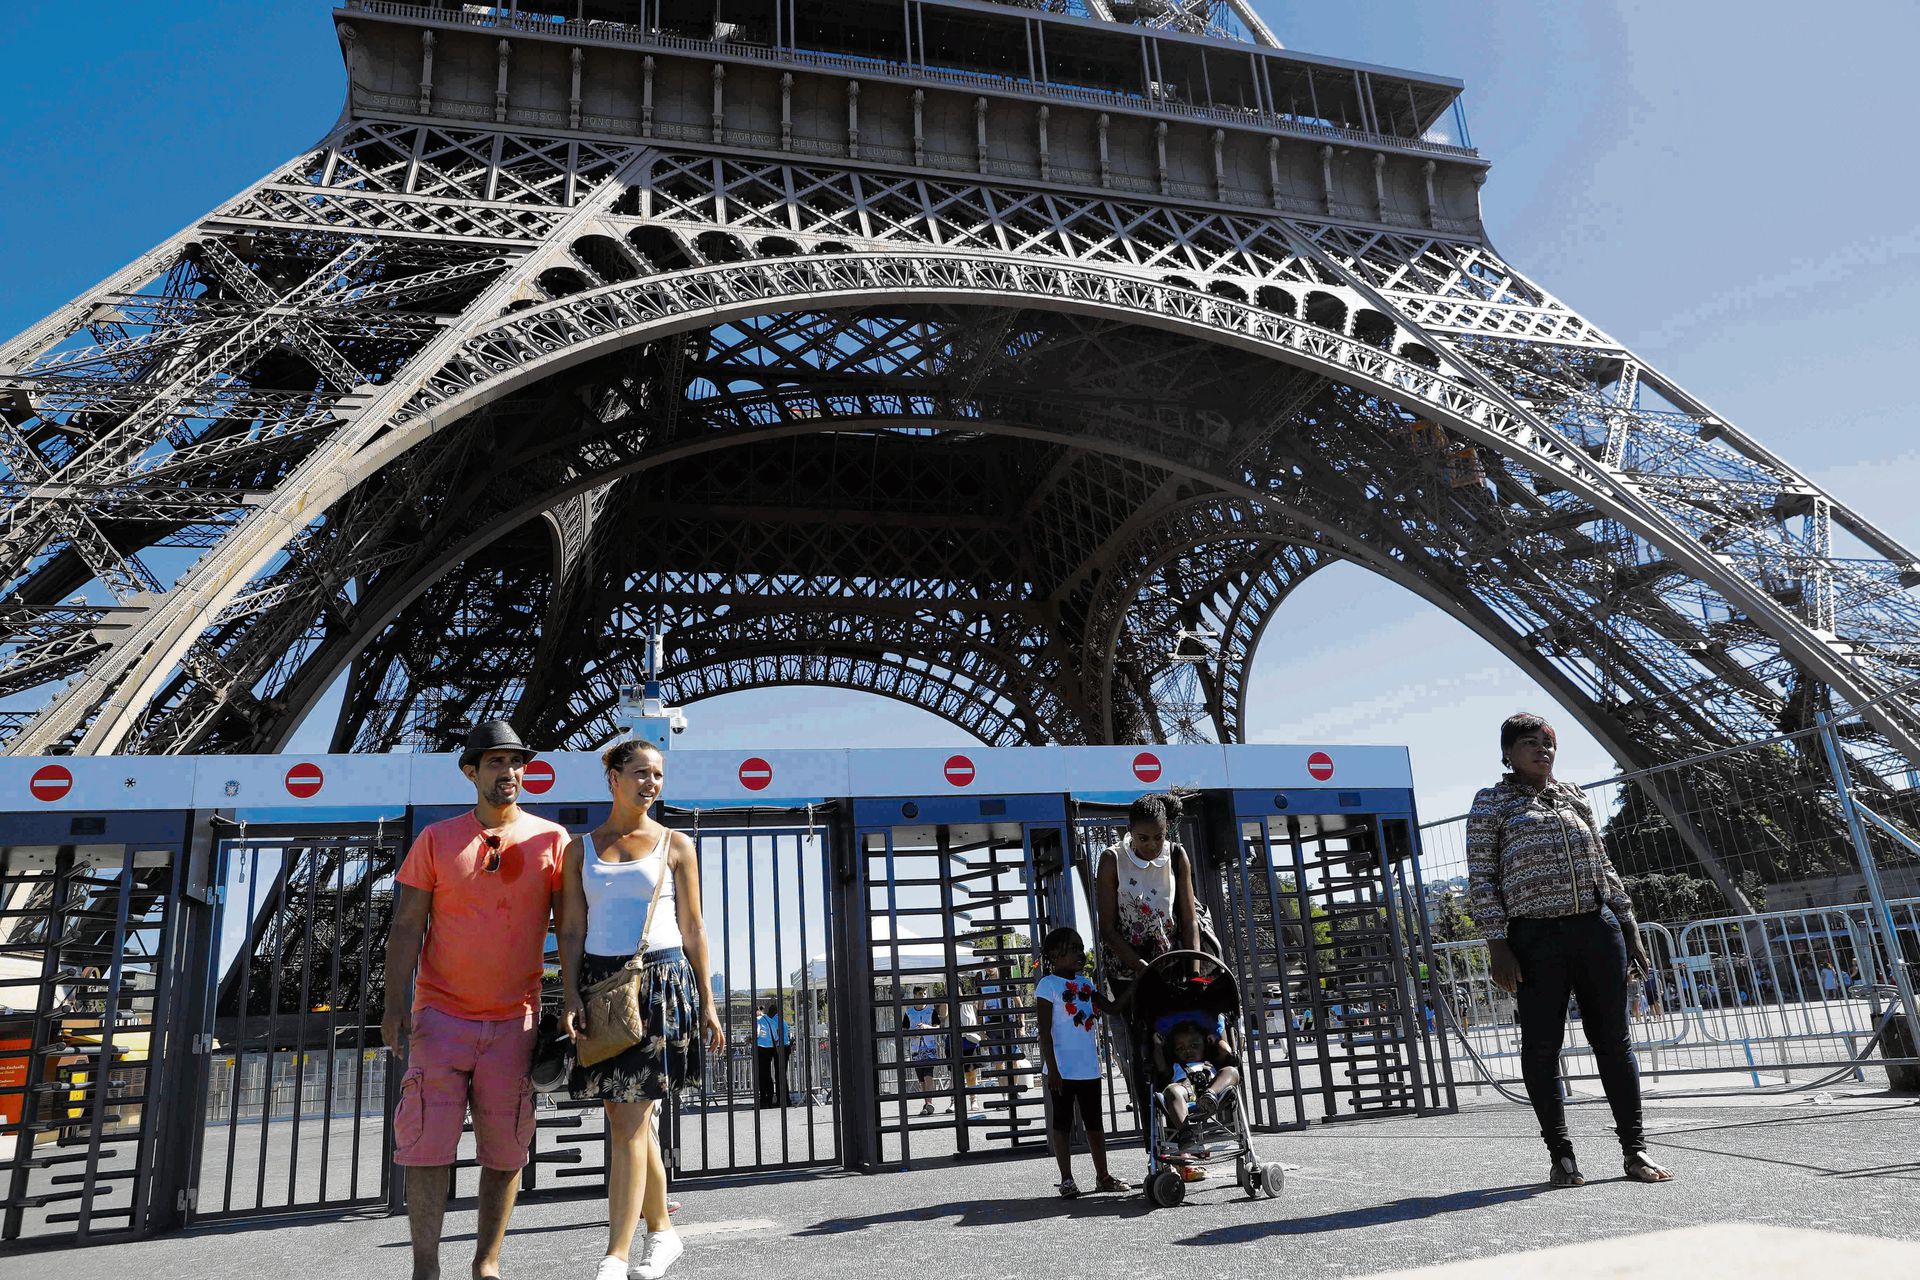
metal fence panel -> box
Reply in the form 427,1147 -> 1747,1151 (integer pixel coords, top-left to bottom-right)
188,828 -> 396,1223
1417,708 -> 1920,1096
1,841 -> 187,1244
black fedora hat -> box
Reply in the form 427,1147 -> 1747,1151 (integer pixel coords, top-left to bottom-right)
460,719 -> 536,769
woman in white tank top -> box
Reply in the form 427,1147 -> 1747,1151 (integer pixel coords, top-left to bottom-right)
558,740 -> 724,1280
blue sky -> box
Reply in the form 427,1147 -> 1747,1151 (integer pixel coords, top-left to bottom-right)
3,1 -> 1917,819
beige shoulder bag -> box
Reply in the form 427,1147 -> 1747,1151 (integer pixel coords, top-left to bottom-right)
577,831 -> 671,1068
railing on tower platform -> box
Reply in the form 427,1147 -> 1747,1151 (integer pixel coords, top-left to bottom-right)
337,0 -> 1481,160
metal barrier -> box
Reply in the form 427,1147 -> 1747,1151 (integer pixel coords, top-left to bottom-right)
0,741 -> 1449,1242
524,817 -> 843,1199
0,823 -> 195,1246
1416,705 -> 1920,1098
187,826 -> 397,1224
1432,900 -> 1919,1095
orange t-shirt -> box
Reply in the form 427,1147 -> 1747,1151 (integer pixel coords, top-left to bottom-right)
396,810 -> 568,1022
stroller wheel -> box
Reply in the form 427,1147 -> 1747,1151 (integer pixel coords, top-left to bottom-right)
1259,1162 -> 1284,1199
1236,1154 -> 1255,1197
1148,1167 -> 1187,1208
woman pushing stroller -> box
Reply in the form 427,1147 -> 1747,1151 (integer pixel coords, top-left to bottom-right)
1095,792 -> 1202,998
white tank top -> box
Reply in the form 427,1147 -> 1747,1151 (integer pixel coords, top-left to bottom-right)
582,829 -> 683,956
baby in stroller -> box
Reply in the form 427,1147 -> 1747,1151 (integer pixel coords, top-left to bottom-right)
1156,1017 -> 1241,1170
1129,951 -> 1283,1207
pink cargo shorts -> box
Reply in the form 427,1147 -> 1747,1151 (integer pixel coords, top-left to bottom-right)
392,1005 -> 537,1171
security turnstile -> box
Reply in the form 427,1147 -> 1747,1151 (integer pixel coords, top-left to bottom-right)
1214,789 -> 1455,1124
847,794 -> 1071,1168
0,741 -> 1448,1243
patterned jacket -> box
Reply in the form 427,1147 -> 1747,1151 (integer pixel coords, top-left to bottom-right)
1466,776 -> 1634,941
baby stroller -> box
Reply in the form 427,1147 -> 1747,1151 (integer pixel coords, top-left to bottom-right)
1128,950 -> 1284,1207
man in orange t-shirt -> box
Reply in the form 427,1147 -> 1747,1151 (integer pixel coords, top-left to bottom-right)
383,720 -> 568,1280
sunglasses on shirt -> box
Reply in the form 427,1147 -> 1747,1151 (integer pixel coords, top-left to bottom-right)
482,832 -> 503,874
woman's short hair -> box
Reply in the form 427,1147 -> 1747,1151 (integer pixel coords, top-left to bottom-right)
1499,713 -> 1556,763
1128,791 -> 1186,828
602,738 -> 663,775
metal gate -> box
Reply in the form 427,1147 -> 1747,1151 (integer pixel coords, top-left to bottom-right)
849,795 -> 1069,1168
185,823 -> 401,1224
518,812 -> 842,1193
1219,791 -> 1454,1123
0,816 -> 194,1245
187,809 -> 845,1224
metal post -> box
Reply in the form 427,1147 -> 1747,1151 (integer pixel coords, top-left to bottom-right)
1816,712 -> 1920,1043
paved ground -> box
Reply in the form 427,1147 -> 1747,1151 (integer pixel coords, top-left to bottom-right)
17,1089 -> 1920,1278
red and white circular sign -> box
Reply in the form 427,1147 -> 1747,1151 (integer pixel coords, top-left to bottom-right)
943,754 -> 976,788
29,764 -> 73,804
1132,751 -> 1163,783
1306,751 -> 1335,783
521,759 -> 555,794
738,757 -> 774,792
285,762 -> 325,799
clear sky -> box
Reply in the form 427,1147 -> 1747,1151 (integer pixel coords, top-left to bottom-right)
2,1 -> 1916,820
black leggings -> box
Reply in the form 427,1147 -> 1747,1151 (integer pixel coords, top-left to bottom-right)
1507,911 -> 1645,1157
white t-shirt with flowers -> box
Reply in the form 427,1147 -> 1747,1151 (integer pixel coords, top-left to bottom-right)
1035,972 -> 1102,1080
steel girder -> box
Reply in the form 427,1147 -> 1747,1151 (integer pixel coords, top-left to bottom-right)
0,125 -> 1913,826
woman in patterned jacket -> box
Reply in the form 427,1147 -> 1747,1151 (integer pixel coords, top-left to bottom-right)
1468,713 -> 1673,1188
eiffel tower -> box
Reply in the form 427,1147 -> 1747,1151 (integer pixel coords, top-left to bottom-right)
3,2 -> 1917,882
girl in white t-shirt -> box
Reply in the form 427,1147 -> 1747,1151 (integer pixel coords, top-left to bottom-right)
1034,927 -> 1131,1198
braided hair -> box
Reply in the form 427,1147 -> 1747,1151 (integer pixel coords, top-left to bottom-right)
1127,791 -> 1186,829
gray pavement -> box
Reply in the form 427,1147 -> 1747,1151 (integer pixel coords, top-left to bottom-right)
19,1091 -> 1920,1278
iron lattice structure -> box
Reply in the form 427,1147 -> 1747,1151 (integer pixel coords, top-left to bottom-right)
3,1 -> 1919,892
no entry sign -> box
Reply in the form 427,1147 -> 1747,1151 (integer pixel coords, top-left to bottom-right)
1132,751 -> 1162,784
521,759 -> 555,794
29,764 -> 72,803
738,757 -> 773,792
285,762 -> 325,799
1306,751 -> 1335,782
943,754 -> 976,788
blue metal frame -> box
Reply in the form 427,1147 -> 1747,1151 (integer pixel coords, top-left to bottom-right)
1231,787 -> 1416,819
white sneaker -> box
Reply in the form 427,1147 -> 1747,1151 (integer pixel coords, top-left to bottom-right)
633,1229 -> 684,1279
593,1256 -> 627,1280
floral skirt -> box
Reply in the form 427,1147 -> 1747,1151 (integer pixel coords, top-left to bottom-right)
577,948 -> 705,1103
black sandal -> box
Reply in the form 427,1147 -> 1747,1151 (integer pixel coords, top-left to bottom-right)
1623,1150 -> 1673,1183
1549,1154 -> 1586,1187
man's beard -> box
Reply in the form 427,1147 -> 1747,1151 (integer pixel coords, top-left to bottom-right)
487,781 -> 517,806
